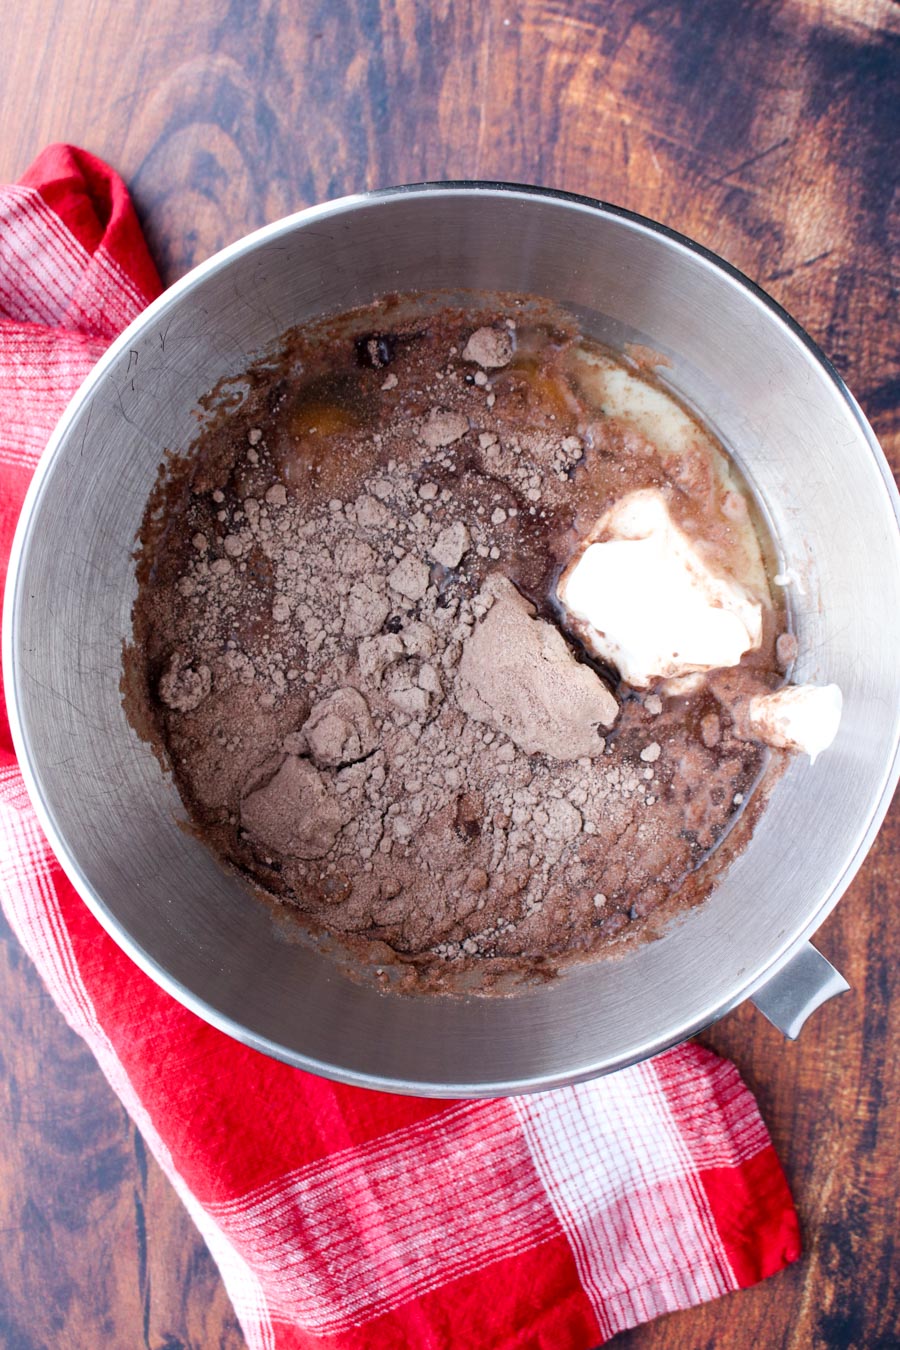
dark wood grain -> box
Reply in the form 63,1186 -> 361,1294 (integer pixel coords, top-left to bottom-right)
0,910 -> 245,1350
1,2 -> 898,1346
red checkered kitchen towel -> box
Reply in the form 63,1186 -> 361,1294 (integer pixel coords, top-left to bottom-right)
0,146 -> 800,1349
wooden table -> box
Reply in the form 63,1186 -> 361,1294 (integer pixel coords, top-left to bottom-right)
1,3 -> 897,1346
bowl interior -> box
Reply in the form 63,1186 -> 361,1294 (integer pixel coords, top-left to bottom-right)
7,186 -> 900,1094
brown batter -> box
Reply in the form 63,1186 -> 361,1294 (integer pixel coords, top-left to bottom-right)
125,296 -> 790,993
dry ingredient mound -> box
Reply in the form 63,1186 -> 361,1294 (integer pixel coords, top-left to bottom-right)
127,298 -> 786,993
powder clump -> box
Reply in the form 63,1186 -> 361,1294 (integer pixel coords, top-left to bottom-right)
457,576 -> 616,760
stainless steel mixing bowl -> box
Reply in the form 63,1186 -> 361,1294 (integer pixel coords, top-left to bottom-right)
5,184 -> 900,1095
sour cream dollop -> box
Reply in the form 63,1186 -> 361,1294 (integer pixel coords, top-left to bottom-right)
748,684 -> 843,762
557,489 -> 763,688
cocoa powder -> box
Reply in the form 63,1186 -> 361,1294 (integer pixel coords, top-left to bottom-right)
127,299 -> 786,992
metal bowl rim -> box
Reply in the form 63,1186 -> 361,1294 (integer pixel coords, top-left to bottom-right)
4,180 -> 899,1095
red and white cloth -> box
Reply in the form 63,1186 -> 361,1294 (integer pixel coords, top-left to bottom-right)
0,145 -> 801,1350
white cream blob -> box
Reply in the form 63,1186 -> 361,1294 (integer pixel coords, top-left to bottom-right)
557,489 -> 763,688
748,683 -> 843,762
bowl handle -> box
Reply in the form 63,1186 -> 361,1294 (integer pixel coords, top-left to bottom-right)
750,942 -> 850,1039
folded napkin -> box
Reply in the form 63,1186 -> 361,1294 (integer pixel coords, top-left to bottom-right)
0,145 -> 800,1350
